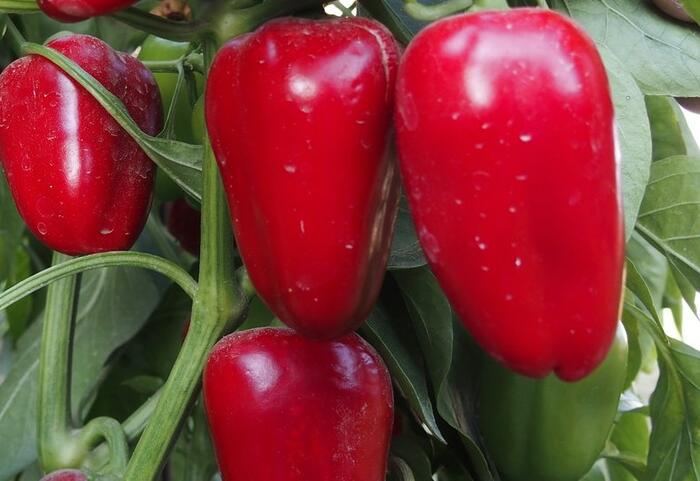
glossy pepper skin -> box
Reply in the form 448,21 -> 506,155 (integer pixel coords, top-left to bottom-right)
395,9 -> 623,380
206,18 -> 401,339
203,327 -> 394,481
0,34 -> 162,255
38,0 -> 136,23
477,325 -> 628,481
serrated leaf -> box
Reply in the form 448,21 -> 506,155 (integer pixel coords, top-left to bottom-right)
553,0 -> 700,97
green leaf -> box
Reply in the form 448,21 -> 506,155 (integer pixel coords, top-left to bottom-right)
88,282 -> 190,422
0,261 -> 165,478
391,437 -> 433,481
438,318 -> 497,481
671,100 -> 700,157
388,196 -> 427,270
636,156 -> 700,292
170,397 -> 217,481
646,96 -> 687,162
121,375 -> 164,394
393,267 -> 452,396
625,261 -> 662,324
626,231 -> 668,309
361,301 -> 445,443
598,47 -> 652,237
553,0 -> 700,96
646,340 -> 700,481
667,258 -> 697,317
610,412 -> 650,471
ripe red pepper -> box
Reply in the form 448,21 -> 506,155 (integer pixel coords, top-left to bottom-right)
38,0 -> 137,22
0,34 -> 162,255
203,327 -> 394,481
206,18 -> 400,339
395,9 -> 623,381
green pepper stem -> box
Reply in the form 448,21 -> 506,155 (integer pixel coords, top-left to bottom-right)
111,8 -> 209,41
0,252 -> 198,313
85,391 -> 162,471
76,417 -> 129,476
122,38 -> 247,481
38,252 -> 79,472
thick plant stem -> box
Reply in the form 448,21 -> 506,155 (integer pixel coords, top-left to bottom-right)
123,39 -> 245,481
37,252 -> 78,472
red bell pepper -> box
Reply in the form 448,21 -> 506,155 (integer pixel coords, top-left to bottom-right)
0,34 -> 162,255
203,327 -> 394,481
206,17 -> 400,339
395,9 -> 624,381
38,0 -> 137,23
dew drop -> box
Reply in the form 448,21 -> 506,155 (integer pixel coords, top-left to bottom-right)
514,257 -> 522,267
519,133 -> 532,142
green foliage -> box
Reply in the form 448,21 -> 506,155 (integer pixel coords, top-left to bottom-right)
2,0 -> 700,479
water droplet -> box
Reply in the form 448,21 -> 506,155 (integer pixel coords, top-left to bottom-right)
508,206 -> 517,214
481,122 -> 491,130
451,112 -> 460,120
454,198 -> 463,205
519,134 -> 532,142
515,174 -> 528,182
478,242 -> 487,250
514,257 -> 522,267
284,164 -> 297,173
100,226 -> 114,235
36,222 -> 47,235
480,265 -> 490,272
344,243 -> 354,250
